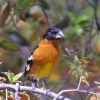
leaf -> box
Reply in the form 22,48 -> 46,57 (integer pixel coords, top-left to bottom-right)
67,12 -> 76,22
17,0 -> 34,8
19,92 -> 31,100
74,55 -> 80,63
0,38 -> 20,51
0,3 -> 11,27
3,72 -> 23,83
68,25 -> 83,36
8,96 -> 14,100
3,72 -> 14,83
67,61 -> 76,68
68,12 -> 90,26
0,73 -> 9,83
75,15 -> 90,25
39,0 -> 49,9
12,72 -> 23,83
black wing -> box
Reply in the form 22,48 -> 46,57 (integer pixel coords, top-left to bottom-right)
24,46 -> 38,76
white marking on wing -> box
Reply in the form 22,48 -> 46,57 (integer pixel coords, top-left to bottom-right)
28,55 -> 33,60
26,65 -> 30,71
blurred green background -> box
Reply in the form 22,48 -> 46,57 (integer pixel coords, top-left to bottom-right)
0,0 -> 100,99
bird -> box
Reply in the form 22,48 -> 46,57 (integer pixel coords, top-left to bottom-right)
24,27 -> 64,79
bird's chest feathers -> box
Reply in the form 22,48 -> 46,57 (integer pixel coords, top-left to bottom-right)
33,44 -> 60,78
29,40 -> 61,78
45,46 -> 59,58
35,43 -> 60,63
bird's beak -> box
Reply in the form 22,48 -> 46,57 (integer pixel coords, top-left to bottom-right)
56,31 -> 64,39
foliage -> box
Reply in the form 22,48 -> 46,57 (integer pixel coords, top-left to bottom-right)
2,72 -> 23,83
0,38 -> 20,51
0,0 -> 100,100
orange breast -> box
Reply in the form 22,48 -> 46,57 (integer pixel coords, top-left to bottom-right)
28,39 -> 61,78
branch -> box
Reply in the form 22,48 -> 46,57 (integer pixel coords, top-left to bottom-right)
15,83 -> 20,100
53,88 -> 100,100
87,0 -> 100,33
0,83 -> 70,100
37,0 -> 52,27
37,0 -> 70,29
53,77 -> 99,100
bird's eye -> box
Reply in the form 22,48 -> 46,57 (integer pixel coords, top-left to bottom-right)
53,31 -> 57,35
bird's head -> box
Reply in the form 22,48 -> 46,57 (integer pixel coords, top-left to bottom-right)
43,28 -> 64,40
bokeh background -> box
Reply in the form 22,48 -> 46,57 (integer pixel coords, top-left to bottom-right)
0,0 -> 100,99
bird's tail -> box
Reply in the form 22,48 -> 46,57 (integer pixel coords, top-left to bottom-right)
23,70 -> 28,76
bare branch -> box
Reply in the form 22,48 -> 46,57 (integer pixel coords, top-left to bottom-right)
0,82 -> 99,100
0,83 -> 70,100
53,88 -> 100,100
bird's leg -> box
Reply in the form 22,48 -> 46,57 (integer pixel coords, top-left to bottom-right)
39,78 -> 50,100
26,76 -> 48,89
39,78 -> 49,89
26,76 -> 39,88
32,78 -> 40,88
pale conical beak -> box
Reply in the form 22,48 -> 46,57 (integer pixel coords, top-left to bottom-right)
56,31 -> 64,39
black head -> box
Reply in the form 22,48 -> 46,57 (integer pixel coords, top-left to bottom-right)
43,28 -> 64,40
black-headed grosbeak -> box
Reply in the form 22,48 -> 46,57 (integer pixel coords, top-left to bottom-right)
24,28 -> 64,79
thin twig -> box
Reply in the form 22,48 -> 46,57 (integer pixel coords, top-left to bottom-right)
53,76 -> 99,100
53,88 -> 100,100
37,0 -> 52,28
42,9 -> 52,28
87,0 -> 95,9
5,88 -> 8,100
77,77 -> 81,90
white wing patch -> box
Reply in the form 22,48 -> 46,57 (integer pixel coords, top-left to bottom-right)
28,55 -> 33,60
26,64 -> 30,71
